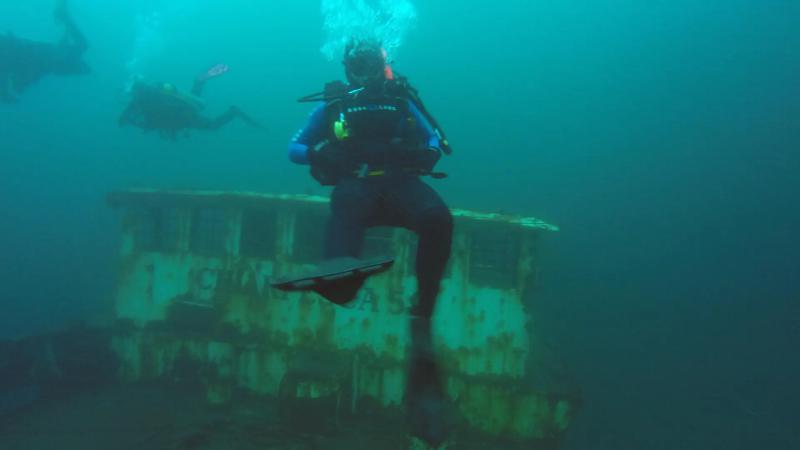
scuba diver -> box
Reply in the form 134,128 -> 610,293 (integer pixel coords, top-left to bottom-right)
118,64 -> 262,140
0,0 -> 90,103
275,39 -> 453,447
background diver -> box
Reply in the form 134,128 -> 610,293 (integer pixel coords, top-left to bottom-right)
275,39 -> 454,447
0,0 -> 90,103
118,64 -> 262,140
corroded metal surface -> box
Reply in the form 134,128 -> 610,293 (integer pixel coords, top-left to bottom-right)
107,189 -> 576,444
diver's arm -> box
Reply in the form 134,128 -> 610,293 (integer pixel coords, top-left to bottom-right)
408,100 -> 442,151
288,104 -> 327,165
404,83 -> 452,154
54,0 -> 88,53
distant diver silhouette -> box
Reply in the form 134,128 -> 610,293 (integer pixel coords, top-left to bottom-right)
0,0 -> 90,103
118,64 -> 262,140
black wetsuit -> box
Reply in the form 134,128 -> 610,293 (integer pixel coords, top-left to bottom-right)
291,80 -> 452,318
289,79 -> 452,445
0,3 -> 89,103
325,175 -> 453,318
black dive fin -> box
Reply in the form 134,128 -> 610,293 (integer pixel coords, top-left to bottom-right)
271,256 -> 394,305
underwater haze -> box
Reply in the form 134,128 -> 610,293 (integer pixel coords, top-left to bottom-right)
1,0 -> 799,448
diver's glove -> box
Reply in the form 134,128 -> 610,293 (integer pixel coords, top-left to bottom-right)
307,142 -> 346,186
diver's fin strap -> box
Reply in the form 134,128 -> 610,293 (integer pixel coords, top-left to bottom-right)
297,81 -> 365,103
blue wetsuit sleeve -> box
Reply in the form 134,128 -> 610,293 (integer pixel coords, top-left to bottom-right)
288,103 -> 327,165
408,100 -> 441,150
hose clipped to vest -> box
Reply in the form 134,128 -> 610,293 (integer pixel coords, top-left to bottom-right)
298,81 -> 365,103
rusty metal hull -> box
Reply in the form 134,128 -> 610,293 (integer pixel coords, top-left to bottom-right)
107,189 -> 577,445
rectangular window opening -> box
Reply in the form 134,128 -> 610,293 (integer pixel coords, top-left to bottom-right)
469,225 -> 521,288
240,209 -> 278,258
190,208 -> 228,256
292,211 -> 327,263
136,207 -> 182,252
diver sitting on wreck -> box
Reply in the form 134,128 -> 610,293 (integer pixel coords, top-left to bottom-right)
275,38 -> 453,447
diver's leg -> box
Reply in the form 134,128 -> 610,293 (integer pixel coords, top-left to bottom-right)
275,178 -> 377,304
54,0 -> 88,53
324,178 -> 375,259
389,178 -> 454,319
382,176 -> 453,446
195,108 -> 238,130
197,107 -> 261,130
233,107 -> 263,129
406,317 -> 448,446
269,179 -> 379,305
373,176 -> 452,317
413,204 -> 453,318
191,64 -> 229,96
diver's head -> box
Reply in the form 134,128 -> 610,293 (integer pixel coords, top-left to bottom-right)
343,39 -> 388,87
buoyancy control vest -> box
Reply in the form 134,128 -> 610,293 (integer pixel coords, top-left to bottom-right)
304,78 -> 449,185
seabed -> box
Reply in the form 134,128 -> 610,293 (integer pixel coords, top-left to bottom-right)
0,380 -> 556,450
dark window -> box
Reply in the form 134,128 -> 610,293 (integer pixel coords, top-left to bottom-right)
190,209 -> 228,256
469,226 -> 521,288
292,211 -> 326,263
240,209 -> 278,258
137,207 -> 182,252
